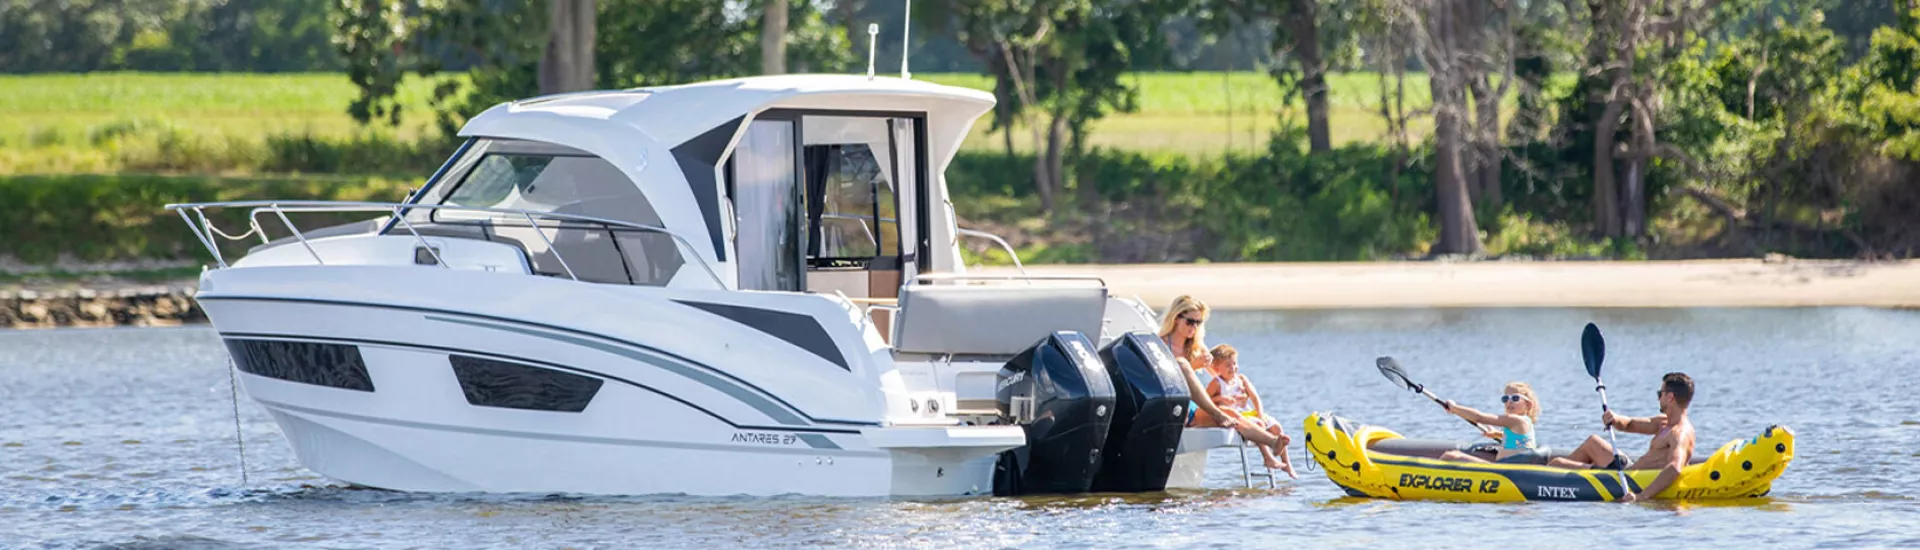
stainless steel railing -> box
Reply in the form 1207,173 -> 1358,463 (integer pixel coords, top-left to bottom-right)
164,200 -> 727,288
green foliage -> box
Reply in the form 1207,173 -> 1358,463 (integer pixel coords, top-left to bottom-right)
0,174 -> 414,264
1706,13 -> 1844,122
0,0 -> 339,73
949,132 -> 1437,261
1841,4 -> 1920,160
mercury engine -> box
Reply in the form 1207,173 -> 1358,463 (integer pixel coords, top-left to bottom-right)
992,331 -> 1116,496
1090,332 -> 1189,492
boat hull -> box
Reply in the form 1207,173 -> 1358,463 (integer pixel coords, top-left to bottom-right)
199,265 -> 1020,497
1302,412 -> 1794,502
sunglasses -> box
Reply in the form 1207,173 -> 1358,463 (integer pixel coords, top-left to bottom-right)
1500,394 -> 1530,404
1179,316 -> 1205,327
1656,389 -> 1669,398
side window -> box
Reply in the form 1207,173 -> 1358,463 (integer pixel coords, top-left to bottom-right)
422,145 -> 683,286
438,154 -> 633,217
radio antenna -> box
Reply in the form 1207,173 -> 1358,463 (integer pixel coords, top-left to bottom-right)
866,23 -> 880,79
899,0 -> 912,79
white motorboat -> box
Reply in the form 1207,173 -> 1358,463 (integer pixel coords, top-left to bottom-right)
169,74 -> 1255,497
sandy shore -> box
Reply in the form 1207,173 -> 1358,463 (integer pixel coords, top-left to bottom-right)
974,259 -> 1920,310
6,259 -> 1915,328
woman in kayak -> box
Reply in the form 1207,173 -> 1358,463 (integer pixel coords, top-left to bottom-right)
1438,382 -> 1542,463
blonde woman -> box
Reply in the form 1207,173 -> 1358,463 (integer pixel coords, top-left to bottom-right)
1156,297 -> 1282,454
1439,382 -> 1543,463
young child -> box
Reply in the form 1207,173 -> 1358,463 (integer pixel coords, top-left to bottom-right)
1438,381 -> 1542,463
1206,344 -> 1297,478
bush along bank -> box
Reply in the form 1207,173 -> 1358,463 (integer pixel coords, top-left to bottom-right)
949,141 -> 1441,263
0,174 -> 416,266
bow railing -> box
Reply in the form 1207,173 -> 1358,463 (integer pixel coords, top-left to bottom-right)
163,200 -> 726,288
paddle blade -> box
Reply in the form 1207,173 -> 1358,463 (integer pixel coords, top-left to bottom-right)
1581,322 -> 1606,379
1376,356 -> 1414,390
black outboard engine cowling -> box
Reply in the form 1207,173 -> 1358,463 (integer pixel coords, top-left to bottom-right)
1090,332 -> 1189,492
992,331 -> 1116,496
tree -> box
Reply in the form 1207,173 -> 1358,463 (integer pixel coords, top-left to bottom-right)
540,0 -> 596,94
762,0 -> 790,74
925,0 -> 1173,213
1406,0 -> 1486,254
336,0 -> 850,133
1573,0 -> 1732,238
1201,0 -> 1350,154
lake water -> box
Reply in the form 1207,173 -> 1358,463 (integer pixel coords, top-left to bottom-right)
3,308 -> 1917,548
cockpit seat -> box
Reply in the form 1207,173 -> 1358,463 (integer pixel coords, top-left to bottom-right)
891,284 -> 1109,356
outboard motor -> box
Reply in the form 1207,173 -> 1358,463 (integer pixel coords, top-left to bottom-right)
1090,332 -> 1189,492
992,331 -> 1116,496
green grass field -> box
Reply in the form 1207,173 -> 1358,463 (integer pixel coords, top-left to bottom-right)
0,71 -> 1578,174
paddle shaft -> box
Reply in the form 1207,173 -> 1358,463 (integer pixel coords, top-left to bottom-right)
1595,377 -> 1632,498
1418,387 -> 1490,433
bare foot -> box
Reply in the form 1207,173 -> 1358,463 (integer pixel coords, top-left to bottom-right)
1280,462 -> 1299,479
1264,455 -> 1286,470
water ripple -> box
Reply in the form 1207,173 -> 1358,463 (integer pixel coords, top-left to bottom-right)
2,310 -> 1917,548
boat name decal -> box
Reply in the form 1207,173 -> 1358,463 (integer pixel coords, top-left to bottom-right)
731,432 -> 800,446
1397,473 -> 1496,494
1536,485 -> 1578,499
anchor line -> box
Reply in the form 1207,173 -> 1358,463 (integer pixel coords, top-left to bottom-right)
227,358 -> 249,486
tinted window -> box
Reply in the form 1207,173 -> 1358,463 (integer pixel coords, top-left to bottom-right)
450,355 -> 604,413
225,339 -> 374,392
440,154 -> 639,215
422,143 -> 684,286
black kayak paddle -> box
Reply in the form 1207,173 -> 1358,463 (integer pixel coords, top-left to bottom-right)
1582,323 -> 1633,494
1376,356 -> 1487,433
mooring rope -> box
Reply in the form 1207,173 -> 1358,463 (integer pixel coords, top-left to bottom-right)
226,358 -> 249,486
203,218 -> 263,242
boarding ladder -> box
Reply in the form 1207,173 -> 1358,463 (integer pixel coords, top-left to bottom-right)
1237,441 -> 1277,489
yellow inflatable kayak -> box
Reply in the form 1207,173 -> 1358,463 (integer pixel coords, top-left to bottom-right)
1301,412 -> 1794,502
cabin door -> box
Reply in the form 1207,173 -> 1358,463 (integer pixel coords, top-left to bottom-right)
729,117 -> 805,292
798,115 -> 920,334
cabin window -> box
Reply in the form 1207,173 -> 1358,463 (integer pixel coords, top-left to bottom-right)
225,339 -> 374,392
417,139 -> 683,286
806,144 -> 899,260
449,355 -> 604,413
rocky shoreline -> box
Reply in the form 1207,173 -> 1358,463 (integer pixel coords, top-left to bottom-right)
1,284 -> 203,329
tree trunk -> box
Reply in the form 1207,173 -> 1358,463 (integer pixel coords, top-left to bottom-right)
1427,0 -> 1483,255
1624,156 -> 1645,237
761,0 -> 789,75
1047,112 -> 1068,206
1469,73 -> 1503,208
1591,95 -> 1627,237
1288,0 -> 1331,153
575,0 -> 595,88
539,0 -> 596,94
839,0 -> 861,53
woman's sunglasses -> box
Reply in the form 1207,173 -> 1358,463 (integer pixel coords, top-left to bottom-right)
1501,394 -> 1530,404
1179,316 -> 1204,327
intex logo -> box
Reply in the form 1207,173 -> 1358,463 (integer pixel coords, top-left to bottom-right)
1536,486 -> 1578,499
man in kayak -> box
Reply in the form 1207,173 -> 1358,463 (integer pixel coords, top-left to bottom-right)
1546,372 -> 1697,503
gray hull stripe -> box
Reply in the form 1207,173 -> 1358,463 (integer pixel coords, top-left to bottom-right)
427,314 -> 810,426
796,433 -> 842,450
255,398 -> 874,455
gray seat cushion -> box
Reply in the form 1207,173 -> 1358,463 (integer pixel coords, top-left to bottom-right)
892,285 -> 1109,355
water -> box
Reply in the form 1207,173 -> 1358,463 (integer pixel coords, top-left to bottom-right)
3,308 -> 1917,548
